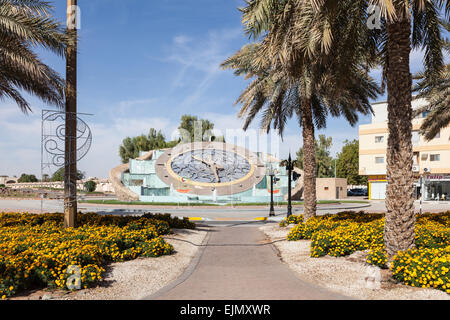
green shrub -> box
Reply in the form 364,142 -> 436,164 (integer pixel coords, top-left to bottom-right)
0,212 -> 193,231
84,180 -> 97,193
142,213 -> 195,229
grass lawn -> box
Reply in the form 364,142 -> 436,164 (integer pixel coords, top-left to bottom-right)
39,187 -> 105,195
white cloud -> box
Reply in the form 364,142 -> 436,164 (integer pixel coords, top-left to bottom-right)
165,28 -> 243,107
117,98 -> 158,113
0,104 -> 42,177
173,35 -> 192,46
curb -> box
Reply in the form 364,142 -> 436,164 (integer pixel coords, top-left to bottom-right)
185,217 -> 269,223
187,217 -> 204,221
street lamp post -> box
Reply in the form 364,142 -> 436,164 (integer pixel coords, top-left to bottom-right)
286,154 -> 297,217
267,165 -> 276,217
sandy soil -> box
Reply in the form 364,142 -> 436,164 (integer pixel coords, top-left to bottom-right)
261,224 -> 450,300
11,228 -> 207,300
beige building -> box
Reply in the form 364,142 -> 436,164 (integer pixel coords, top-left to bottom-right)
316,178 -> 348,200
359,97 -> 450,200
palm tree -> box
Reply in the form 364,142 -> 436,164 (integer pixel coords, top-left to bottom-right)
222,43 -> 379,219
0,0 -> 73,113
348,0 -> 446,259
241,0 -> 448,259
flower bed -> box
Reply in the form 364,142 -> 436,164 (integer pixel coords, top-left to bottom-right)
0,212 -> 184,299
283,211 -> 450,294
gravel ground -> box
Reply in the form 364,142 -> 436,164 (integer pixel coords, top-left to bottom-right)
261,224 -> 450,300
11,228 -> 207,300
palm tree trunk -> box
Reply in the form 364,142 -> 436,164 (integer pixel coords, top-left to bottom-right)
384,10 -> 415,260
301,100 -> 317,219
64,0 -> 78,228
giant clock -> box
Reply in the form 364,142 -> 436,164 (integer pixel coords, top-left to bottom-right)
155,142 -> 266,196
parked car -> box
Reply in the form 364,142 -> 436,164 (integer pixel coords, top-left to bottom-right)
348,188 -> 368,197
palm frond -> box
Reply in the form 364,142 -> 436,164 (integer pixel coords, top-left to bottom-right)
0,0 -> 69,113
413,64 -> 450,140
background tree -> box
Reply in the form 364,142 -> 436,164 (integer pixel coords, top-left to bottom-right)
336,139 -> 368,186
178,114 -> 223,142
18,174 -> 38,183
0,0 -> 73,113
84,180 -> 97,193
296,135 -> 334,178
119,129 -> 175,163
119,115 -> 224,164
51,168 -> 84,182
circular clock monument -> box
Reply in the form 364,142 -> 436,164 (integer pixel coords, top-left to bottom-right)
110,142 -> 302,204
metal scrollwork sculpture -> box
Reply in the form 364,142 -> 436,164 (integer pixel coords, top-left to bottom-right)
41,109 -> 92,170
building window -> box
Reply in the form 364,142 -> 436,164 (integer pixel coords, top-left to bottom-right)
430,154 -> 440,162
375,157 -> 384,164
421,153 -> 428,161
375,136 -> 384,143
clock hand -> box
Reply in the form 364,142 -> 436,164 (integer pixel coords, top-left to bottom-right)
192,156 -> 222,182
193,155 -> 224,170
192,155 -> 211,166
210,164 -> 221,183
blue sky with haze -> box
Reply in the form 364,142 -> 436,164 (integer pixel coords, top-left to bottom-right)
0,0 -> 448,178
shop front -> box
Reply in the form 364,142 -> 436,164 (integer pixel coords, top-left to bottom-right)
422,174 -> 450,201
368,175 -> 387,200
369,174 -> 427,201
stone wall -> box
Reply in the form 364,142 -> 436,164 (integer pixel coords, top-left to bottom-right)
0,176 -> 19,185
5,179 -> 114,193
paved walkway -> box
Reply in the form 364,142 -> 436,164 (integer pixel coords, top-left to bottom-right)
146,225 -> 349,300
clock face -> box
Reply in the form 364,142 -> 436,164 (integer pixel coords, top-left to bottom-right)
170,149 -> 251,184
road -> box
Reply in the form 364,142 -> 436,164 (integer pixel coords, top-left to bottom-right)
0,198 -> 448,222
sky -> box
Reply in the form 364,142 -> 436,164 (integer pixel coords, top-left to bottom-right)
0,0 -> 449,179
